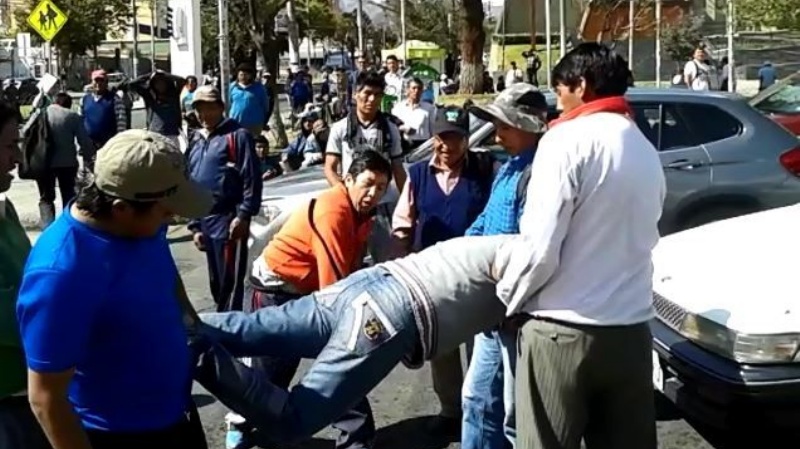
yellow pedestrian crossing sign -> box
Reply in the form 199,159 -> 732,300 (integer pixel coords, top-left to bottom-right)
26,0 -> 68,42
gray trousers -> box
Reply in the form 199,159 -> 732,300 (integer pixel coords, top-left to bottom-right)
516,318 -> 656,449
0,396 -> 51,449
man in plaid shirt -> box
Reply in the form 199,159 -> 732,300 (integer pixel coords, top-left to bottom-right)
460,84 -> 549,449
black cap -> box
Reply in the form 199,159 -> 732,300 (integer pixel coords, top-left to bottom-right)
433,106 -> 469,137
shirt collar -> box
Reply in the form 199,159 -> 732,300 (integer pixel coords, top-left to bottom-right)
509,147 -> 536,166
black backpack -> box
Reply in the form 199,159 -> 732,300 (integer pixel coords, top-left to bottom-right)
18,108 -> 51,180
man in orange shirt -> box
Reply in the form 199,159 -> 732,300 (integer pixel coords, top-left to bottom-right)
231,150 -> 391,449
259,149 -> 390,293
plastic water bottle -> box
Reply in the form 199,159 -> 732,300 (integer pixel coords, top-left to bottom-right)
225,412 -> 249,449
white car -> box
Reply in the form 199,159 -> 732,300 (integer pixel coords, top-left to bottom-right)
650,203 -> 800,442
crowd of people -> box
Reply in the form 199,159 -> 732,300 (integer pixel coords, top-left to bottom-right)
1,42 -> 668,449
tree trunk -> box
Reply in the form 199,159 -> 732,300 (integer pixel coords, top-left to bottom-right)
458,0 -> 485,94
245,0 -> 290,147
529,0 -> 537,48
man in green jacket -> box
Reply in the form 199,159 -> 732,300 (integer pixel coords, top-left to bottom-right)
0,101 -> 50,448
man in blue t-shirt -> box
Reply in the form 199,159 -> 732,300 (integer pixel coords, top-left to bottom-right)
16,130 -> 213,449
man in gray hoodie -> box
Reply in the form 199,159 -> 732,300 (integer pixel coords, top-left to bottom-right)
197,234 -> 517,448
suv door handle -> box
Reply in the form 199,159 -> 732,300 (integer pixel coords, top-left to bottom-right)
665,159 -> 703,170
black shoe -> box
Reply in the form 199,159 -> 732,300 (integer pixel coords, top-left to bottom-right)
425,415 -> 461,437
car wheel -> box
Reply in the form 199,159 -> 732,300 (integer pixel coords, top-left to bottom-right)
678,205 -> 759,232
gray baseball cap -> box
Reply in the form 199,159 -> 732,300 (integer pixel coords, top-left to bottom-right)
469,83 -> 549,134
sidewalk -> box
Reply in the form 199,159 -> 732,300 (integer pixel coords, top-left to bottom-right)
4,177 -> 192,242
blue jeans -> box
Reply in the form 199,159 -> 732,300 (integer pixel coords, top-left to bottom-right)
461,328 -> 517,449
198,267 -> 418,445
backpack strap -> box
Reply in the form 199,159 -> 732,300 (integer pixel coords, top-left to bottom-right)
517,163 -> 532,207
226,132 -> 237,164
307,199 -> 344,281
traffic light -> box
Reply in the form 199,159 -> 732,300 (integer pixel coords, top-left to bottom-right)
166,6 -> 174,36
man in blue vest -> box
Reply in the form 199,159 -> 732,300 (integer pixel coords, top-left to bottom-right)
391,106 -> 495,436
80,70 -> 127,150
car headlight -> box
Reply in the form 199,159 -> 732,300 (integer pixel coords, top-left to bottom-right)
678,313 -> 800,363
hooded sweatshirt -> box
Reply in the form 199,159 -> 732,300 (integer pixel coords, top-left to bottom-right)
0,198 -> 32,399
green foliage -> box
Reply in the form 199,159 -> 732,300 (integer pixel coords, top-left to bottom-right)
385,0 -> 457,53
199,0 -> 290,71
14,0 -> 132,59
661,13 -> 704,64
295,0 -> 339,41
735,0 -> 800,31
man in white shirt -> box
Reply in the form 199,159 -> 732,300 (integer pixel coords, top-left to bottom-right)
384,55 -> 405,102
325,70 -> 407,264
683,47 -> 715,91
505,61 -> 524,87
391,77 -> 436,150
497,43 -> 665,449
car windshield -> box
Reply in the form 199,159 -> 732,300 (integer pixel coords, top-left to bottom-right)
752,74 -> 800,114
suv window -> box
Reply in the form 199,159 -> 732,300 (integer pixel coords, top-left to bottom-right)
631,103 -> 697,150
631,102 -> 740,151
675,103 -> 742,143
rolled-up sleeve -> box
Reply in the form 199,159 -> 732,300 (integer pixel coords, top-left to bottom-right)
496,137 -> 578,315
391,177 -> 416,238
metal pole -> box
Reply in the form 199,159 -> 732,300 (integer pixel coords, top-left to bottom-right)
150,0 -> 157,71
655,0 -> 661,87
131,0 -> 139,76
545,0 -> 551,87
306,0 -> 312,67
218,0 -> 230,107
628,0 -> 634,70
558,0 -> 566,60
501,0 -> 506,70
356,0 -> 364,55
400,0 -> 407,63
727,0 -> 735,92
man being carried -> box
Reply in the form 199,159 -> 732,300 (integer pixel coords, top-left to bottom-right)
196,234 -> 521,448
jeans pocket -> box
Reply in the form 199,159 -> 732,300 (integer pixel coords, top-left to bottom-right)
344,292 -> 399,355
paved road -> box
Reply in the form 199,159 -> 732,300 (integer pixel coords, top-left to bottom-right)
10,177 -> 714,449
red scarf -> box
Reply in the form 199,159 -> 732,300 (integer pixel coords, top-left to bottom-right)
548,96 -> 632,128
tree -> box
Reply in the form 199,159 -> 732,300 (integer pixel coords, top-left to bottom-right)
735,0 -> 800,31
384,0 -> 456,53
662,13 -> 704,68
296,0 -> 339,42
458,0 -> 485,94
14,0 -> 132,68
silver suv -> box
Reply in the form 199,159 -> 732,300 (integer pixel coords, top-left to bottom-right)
455,88 -> 800,235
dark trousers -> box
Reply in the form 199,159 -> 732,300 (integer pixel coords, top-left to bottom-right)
36,166 -> 78,208
0,396 -> 51,449
205,236 -> 249,312
526,68 -> 539,86
516,318 -> 656,449
86,403 -> 207,449
246,288 -> 376,449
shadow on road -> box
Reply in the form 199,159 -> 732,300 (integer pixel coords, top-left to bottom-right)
168,233 -> 194,244
193,393 -> 216,408
283,416 -> 457,449
375,416 -> 456,449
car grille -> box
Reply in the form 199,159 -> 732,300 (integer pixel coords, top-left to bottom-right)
653,291 -> 688,330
